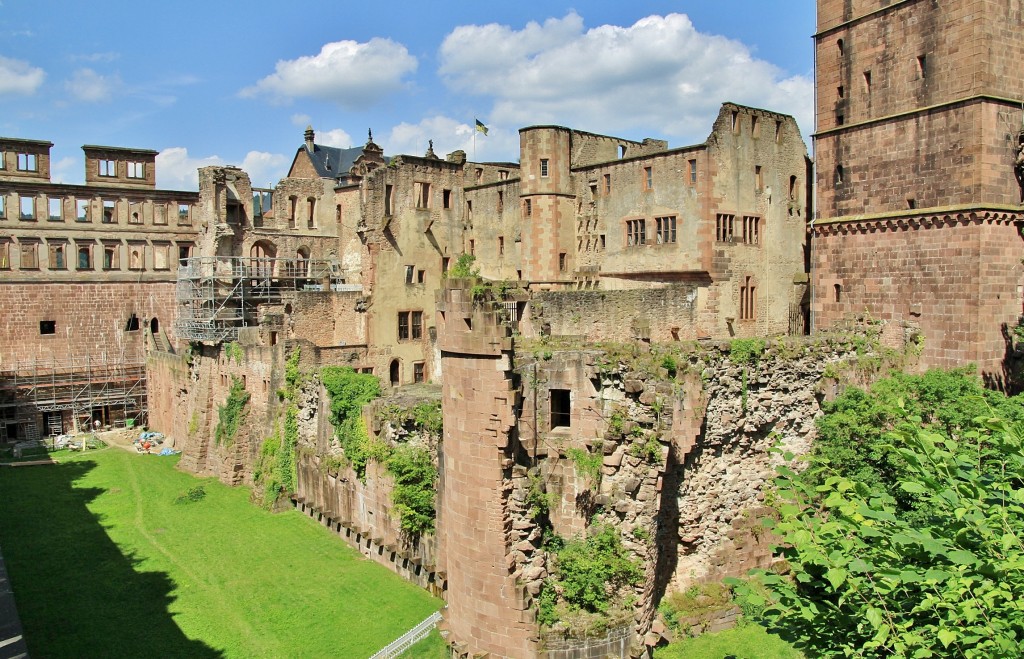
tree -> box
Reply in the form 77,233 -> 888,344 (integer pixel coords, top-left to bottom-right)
738,417 -> 1024,657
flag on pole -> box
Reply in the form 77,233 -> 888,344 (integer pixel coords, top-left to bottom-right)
475,119 -> 488,136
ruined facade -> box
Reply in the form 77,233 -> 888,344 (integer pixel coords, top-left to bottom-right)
811,0 -> 1024,384
0,137 -> 198,439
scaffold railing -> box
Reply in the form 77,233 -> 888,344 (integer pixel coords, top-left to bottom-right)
174,256 -> 359,342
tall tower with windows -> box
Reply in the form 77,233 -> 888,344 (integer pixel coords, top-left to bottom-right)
812,0 -> 1024,384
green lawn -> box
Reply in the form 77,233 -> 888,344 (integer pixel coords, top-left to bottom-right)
653,623 -> 801,659
0,447 -> 441,658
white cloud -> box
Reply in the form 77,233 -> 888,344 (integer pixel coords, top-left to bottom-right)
156,147 -> 289,191
291,113 -> 312,127
439,12 -> 813,145
241,38 -> 417,108
316,128 -> 353,148
385,115 -> 518,162
0,55 -> 44,95
50,157 -> 77,184
65,68 -> 122,103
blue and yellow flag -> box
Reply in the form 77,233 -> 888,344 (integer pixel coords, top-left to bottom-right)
475,119 -> 488,136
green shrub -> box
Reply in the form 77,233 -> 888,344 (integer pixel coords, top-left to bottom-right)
566,447 -> 603,488
729,338 -> 765,365
386,444 -> 437,536
214,377 -> 250,447
174,485 -> 207,504
447,253 -> 479,279
321,366 -> 382,480
553,525 -> 643,615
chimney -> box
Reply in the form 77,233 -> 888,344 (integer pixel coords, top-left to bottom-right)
304,125 -> 315,152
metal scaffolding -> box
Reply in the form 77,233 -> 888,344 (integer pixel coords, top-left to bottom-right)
0,350 -> 147,441
174,256 -> 359,343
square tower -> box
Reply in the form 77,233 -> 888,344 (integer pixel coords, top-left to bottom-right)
812,0 -> 1024,384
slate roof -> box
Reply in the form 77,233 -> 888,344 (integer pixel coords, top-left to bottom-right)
302,144 -> 391,181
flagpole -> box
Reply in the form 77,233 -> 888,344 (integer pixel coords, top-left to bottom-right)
473,130 -> 476,161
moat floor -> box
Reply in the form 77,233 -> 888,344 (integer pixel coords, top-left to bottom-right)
0,447 -> 441,658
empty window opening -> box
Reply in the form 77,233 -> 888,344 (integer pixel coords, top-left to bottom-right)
0,240 -> 8,269
20,242 -> 38,269
417,269 -> 425,284
383,184 -> 393,216
559,252 -> 567,272
98,159 -> 116,177
837,85 -> 844,99
442,189 -> 452,209
626,219 -> 647,246
389,360 -> 400,387
127,161 -> 145,179
414,182 -> 431,209
656,216 -> 677,244
863,70 -> 872,93
47,198 -> 61,221
498,235 -> 505,256
835,165 -> 845,185
19,196 -> 34,220
270,331 -> 279,346
77,245 -> 92,270
837,38 -> 845,57
129,246 -> 143,270
178,204 -> 190,225
742,216 -> 760,245
603,173 -> 611,194
39,320 -> 56,335
405,265 -> 415,284
524,199 -> 532,217
307,198 -> 316,229
775,120 -> 782,142
288,196 -> 297,228
413,362 -> 425,384
550,389 -> 571,429
0,196 -> 5,218
499,170 -> 508,180
465,199 -> 473,221
130,211 -> 142,225
789,175 -> 798,200
751,115 -> 760,137
599,234 -> 606,251
497,190 -> 504,213
716,214 -> 735,242
836,113 -> 845,125
516,269 -> 522,280
916,55 -> 927,79
469,239 -> 475,255
103,200 -> 115,223
49,243 -> 65,270
739,276 -> 756,321
618,145 -> 627,159
177,244 -> 192,265
907,198 -> 916,209
755,165 -> 763,190
441,256 -> 450,273
125,314 -> 140,332
475,168 -> 483,183
689,159 -> 697,184
104,245 -> 119,270
17,153 -> 37,172
731,111 -> 739,133
75,199 -> 89,222
833,283 -> 842,303
643,166 -> 653,190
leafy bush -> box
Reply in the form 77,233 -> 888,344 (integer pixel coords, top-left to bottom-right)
214,377 -> 250,446
553,525 -> 643,615
386,444 -> 437,536
566,446 -> 603,488
447,253 -> 479,279
729,338 -> 765,365
174,485 -> 207,504
321,366 -> 381,480
743,416 -> 1024,657
628,434 -> 662,463
284,346 -> 303,398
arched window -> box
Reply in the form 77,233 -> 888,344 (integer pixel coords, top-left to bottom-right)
389,359 -> 401,387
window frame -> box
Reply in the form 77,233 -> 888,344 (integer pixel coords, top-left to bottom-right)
655,216 -> 677,244
625,218 -> 647,247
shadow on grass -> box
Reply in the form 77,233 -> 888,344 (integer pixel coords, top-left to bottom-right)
0,459 -> 222,658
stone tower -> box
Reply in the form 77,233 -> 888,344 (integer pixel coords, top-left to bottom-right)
812,0 -> 1024,384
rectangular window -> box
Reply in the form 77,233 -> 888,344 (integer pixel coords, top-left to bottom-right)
603,173 -> 611,194
497,190 -> 504,213
20,241 -> 37,269
414,182 -> 431,209
558,252 -> 567,271
499,170 -> 508,180
47,197 -> 62,221
154,243 -> 170,270
411,311 -> 423,340
177,243 -> 192,265
0,195 -> 5,218
102,200 -> 115,223
103,244 -> 120,270
77,244 -> 92,270
128,202 -> 143,224
742,216 -> 760,245
689,159 -> 697,184
48,243 -> 66,270
154,203 -> 167,225
740,276 -> 756,321
469,239 -> 475,256
466,199 -> 473,221
540,159 -> 549,177
917,55 -> 927,79
775,120 -> 783,142
417,269 -> 425,284
178,203 -> 191,225
405,265 -> 415,284
413,362 -> 425,384
441,256 -> 450,273
0,240 -> 8,269
475,168 -> 483,183
716,214 -> 735,242
17,153 -> 37,172
655,216 -> 677,244
19,195 -> 35,220
626,219 -> 646,246
863,70 -> 872,93
0,151 -> 5,170
600,234 -> 606,251
39,320 -> 55,335
307,198 -> 315,229
643,166 -> 653,190
755,165 -> 763,190
498,236 -> 504,256
126,161 -> 145,178
397,311 -> 410,341
128,244 -> 144,271
384,184 -> 393,216
550,389 -> 571,429
99,159 -> 116,177
443,189 -> 452,209
525,199 -> 532,217
76,199 -> 90,222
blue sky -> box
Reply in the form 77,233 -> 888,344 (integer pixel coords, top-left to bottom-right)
0,1 -> 816,190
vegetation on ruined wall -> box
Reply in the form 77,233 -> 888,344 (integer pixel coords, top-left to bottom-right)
740,414 -> 1024,657
538,525 -> 643,629
565,446 -> 603,488
728,338 -> 766,365
446,253 -> 479,279
224,341 -> 244,365
214,376 -> 250,447
253,348 -> 304,508
386,444 -> 438,535
321,366 -> 382,479
377,400 -> 443,438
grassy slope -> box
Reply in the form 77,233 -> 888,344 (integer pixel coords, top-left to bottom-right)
0,448 -> 440,658
654,624 -> 802,659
